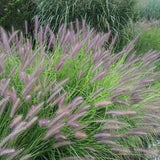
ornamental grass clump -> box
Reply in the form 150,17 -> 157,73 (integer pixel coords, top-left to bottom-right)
0,17 -> 160,159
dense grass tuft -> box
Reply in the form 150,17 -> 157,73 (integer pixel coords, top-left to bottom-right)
34,0 -> 136,33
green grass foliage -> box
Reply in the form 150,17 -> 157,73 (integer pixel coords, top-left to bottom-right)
35,0 -> 136,33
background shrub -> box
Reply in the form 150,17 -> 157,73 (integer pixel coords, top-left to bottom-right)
0,0 -> 35,32
34,0 -> 136,33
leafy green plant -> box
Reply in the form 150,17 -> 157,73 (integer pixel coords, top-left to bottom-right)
34,0 -> 136,33
0,18 -> 160,160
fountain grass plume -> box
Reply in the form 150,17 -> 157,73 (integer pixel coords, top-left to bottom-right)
0,17 -> 160,159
